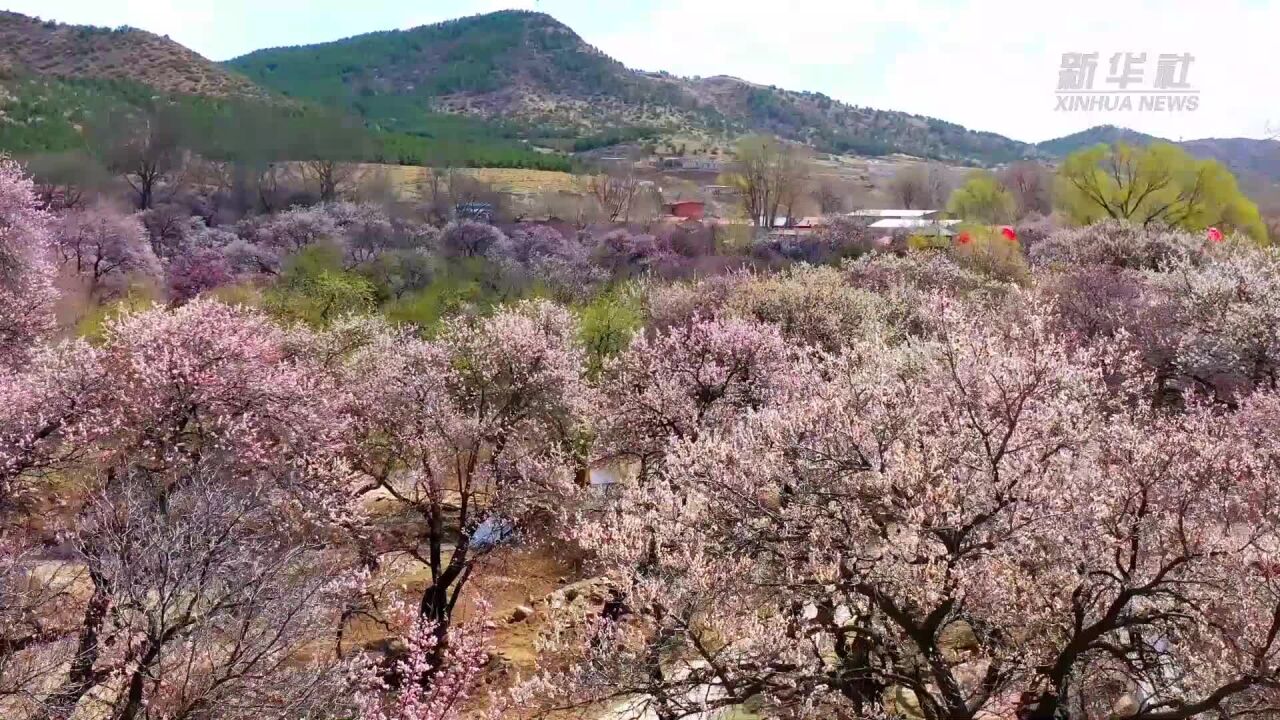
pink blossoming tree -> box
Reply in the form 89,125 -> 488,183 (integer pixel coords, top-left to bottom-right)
0,158 -> 57,364
34,301 -> 362,719
53,205 -> 161,300
335,299 -> 592,654
547,300 -> 1280,720
354,606 -> 494,720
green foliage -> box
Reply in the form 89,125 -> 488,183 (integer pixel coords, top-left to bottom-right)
384,273 -> 483,333
531,126 -> 657,153
576,285 -> 644,377
947,171 -> 1016,224
0,76 -> 150,153
907,233 -> 949,251
206,283 -> 266,309
375,127 -> 570,170
819,131 -> 894,157
226,13 -> 535,109
225,10 -> 1040,164
382,256 -> 544,332
224,11 -> 641,140
265,245 -> 375,326
75,286 -> 160,341
948,224 -> 1030,284
1055,142 -> 1267,241
0,73 -> 569,170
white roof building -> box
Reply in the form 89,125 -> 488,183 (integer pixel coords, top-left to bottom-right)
868,218 -> 960,236
849,209 -> 942,219
757,216 -> 795,228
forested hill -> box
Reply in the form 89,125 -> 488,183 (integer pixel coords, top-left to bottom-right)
225,10 -> 1039,165
0,12 -> 569,170
225,11 -> 730,141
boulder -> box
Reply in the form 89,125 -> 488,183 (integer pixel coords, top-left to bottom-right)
939,620 -> 980,660
883,686 -> 925,720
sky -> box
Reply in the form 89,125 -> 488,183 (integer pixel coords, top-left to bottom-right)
4,0 -> 1278,144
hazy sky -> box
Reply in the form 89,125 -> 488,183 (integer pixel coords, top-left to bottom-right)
4,0 -> 1278,143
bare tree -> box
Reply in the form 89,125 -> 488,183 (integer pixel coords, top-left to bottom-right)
887,162 -> 951,209
303,159 -> 356,203
812,178 -> 848,214
539,192 -> 604,229
23,151 -> 111,211
629,184 -> 665,228
254,162 -> 296,214
415,168 -> 450,226
998,160 -> 1053,217
1,497 -> 88,718
352,166 -> 399,206
89,105 -> 187,210
589,167 -> 641,222
298,119 -> 367,202
725,135 -> 811,228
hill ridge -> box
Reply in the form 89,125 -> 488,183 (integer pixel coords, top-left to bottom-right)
0,10 -> 267,100
224,10 -> 1038,165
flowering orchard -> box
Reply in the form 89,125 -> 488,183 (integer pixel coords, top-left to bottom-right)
4,159 -> 1280,720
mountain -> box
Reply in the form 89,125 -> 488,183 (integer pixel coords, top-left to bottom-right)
2,9 -> 1275,180
1034,125 -> 1163,157
226,10 -> 1036,165
0,11 -> 266,99
226,12 -> 717,136
1180,137 -> 1280,186
1036,125 -> 1280,186
681,75 -> 1033,163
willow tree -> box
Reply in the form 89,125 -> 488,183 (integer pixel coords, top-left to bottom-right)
947,170 -> 1016,224
1055,142 -> 1266,240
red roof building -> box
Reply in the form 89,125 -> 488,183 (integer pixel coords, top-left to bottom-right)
665,201 -> 706,220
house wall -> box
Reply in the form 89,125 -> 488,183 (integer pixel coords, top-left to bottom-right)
669,201 -> 706,220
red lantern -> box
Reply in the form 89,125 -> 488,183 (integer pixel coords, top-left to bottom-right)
957,231 -> 972,245
1000,226 -> 1017,241
1207,227 -> 1224,243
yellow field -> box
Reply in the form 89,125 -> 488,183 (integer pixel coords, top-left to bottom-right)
349,163 -> 587,199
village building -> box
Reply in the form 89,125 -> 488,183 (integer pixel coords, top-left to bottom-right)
454,201 -> 495,223
867,217 -> 961,237
665,200 -> 706,220
847,208 -> 943,220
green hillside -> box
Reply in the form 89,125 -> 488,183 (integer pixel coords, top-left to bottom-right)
225,11 -> 692,137
225,10 -> 1039,165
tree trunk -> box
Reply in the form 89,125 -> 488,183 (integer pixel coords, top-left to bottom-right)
115,641 -> 161,720
45,566 -> 109,715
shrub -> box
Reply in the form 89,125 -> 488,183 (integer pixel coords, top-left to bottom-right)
1029,219 -> 1213,270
